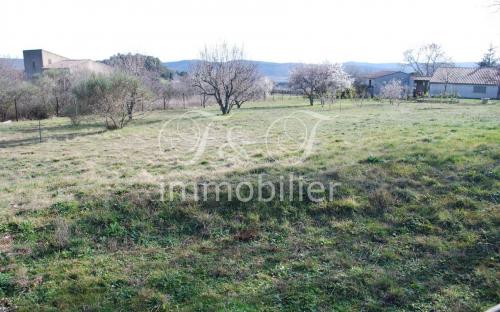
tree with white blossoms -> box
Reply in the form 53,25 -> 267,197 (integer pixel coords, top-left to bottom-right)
257,76 -> 275,101
324,64 -> 353,106
289,62 -> 352,106
380,79 -> 404,105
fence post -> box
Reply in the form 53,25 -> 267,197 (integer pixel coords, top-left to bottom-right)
38,120 -> 42,143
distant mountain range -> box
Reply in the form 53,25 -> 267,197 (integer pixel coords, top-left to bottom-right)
164,60 -> 477,82
0,58 -> 24,70
2,57 -> 477,83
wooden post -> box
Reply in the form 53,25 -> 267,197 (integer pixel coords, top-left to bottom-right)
14,99 -> 18,122
38,120 -> 42,143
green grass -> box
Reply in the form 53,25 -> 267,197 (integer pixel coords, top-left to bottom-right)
0,97 -> 499,311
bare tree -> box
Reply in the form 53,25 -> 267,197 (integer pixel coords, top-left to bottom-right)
165,75 -> 195,109
0,60 -> 29,121
380,79 -> 404,105
42,69 -> 73,116
72,73 -> 143,129
440,67 -> 454,95
155,80 -> 175,110
289,63 -> 325,105
190,44 -> 260,115
404,43 -> 453,76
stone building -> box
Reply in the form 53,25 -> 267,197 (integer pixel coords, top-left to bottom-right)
23,49 -> 112,78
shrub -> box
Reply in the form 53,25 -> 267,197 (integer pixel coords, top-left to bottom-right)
72,73 -> 144,129
53,218 -> 70,249
24,96 -> 50,120
368,188 -> 394,215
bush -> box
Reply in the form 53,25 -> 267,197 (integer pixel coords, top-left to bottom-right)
63,100 -> 91,126
368,188 -> 394,215
25,100 -> 50,120
53,218 -> 70,249
72,73 -> 144,129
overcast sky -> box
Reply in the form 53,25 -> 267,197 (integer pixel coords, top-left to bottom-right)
2,0 -> 500,63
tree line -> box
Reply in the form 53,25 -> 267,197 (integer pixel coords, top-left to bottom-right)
1,43 -> 498,127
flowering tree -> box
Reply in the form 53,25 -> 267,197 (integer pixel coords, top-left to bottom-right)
257,76 -> 275,100
323,64 -> 353,105
289,62 -> 352,105
380,79 -> 404,105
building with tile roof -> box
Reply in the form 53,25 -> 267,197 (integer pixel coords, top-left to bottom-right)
429,67 -> 499,99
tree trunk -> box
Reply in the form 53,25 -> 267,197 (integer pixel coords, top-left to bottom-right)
163,98 -> 166,110
55,97 -> 59,117
309,96 -> 314,106
221,98 -> 231,115
14,99 -> 18,122
128,98 -> 135,120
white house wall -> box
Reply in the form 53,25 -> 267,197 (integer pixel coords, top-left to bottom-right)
429,83 -> 499,99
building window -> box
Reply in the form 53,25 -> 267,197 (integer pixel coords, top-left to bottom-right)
473,85 -> 486,94
48,59 -> 52,64
32,61 -> 36,71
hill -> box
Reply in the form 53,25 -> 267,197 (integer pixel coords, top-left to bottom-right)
0,58 -> 24,70
2,57 -> 477,82
164,60 -> 478,82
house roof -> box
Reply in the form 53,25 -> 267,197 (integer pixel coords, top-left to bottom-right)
363,71 -> 404,79
412,76 -> 431,81
430,67 -> 499,85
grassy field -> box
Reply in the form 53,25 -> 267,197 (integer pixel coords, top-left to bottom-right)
0,97 -> 499,311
